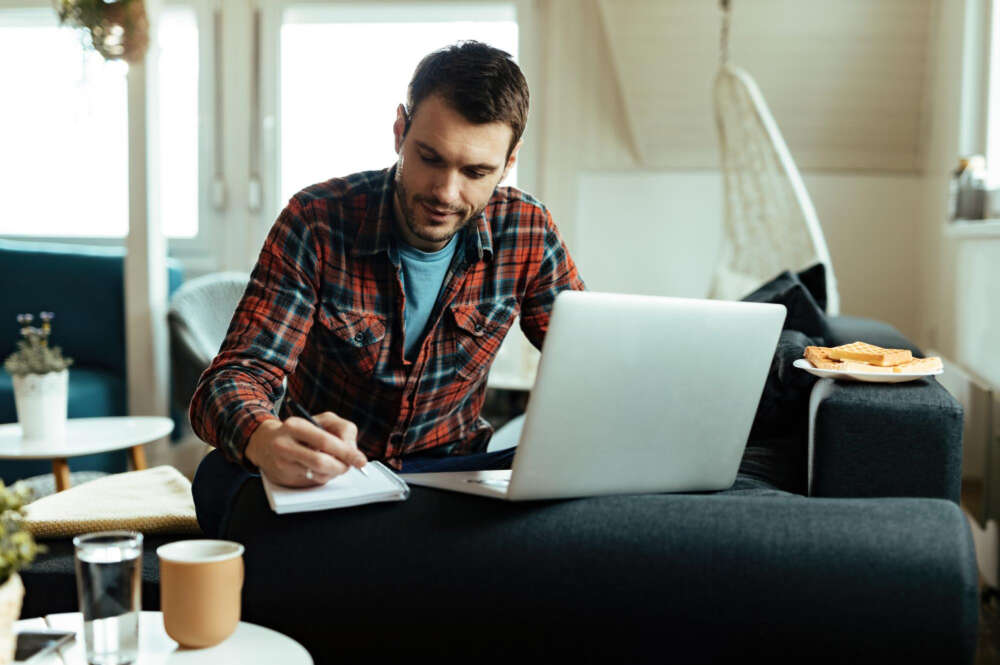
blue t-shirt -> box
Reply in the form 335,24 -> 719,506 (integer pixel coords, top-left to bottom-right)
396,232 -> 460,360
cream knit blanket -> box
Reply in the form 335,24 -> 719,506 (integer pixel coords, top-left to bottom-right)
24,466 -> 202,538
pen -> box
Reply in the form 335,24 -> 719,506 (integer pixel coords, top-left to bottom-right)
284,397 -> 370,477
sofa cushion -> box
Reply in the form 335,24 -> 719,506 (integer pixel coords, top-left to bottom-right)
218,481 -> 977,664
794,262 -> 829,312
740,265 -> 833,339
66,366 -> 127,419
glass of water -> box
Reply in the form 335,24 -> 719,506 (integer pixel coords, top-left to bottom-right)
73,531 -> 143,665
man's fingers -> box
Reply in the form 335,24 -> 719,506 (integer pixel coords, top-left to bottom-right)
288,415 -> 367,467
314,411 -> 360,444
284,416 -> 349,453
274,459 -> 335,488
279,437 -> 349,478
316,413 -> 367,467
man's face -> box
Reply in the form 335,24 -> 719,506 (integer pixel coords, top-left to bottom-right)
392,94 -> 520,252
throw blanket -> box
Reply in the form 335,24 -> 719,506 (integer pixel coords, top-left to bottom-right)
24,465 -> 202,538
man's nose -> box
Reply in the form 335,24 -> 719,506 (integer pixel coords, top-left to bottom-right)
430,170 -> 461,206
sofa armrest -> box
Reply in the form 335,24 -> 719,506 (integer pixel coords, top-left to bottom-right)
809,376 -> 964,503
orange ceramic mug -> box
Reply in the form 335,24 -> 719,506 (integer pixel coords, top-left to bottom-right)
157,540 -> 245,648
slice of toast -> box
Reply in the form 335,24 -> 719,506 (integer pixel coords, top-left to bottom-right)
827,341 -> 912,367
838,360 -> 896,374
804,346 -> 842,370
892,356 -> 943,373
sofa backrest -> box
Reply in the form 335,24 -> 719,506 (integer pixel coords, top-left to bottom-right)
0,239 -> 183,375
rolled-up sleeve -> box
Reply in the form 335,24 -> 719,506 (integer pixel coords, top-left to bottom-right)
188,199 -> 322,470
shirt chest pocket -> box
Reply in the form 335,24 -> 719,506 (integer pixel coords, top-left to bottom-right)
316,305 -> 387,376
447,297 -> 519,381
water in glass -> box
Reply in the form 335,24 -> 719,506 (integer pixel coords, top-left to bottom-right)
73,532 -> 142,665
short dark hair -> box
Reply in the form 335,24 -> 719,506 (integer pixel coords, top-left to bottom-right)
405,40 -> 529,157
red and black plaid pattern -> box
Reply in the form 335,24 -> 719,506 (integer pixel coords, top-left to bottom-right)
189,167 -> 585,471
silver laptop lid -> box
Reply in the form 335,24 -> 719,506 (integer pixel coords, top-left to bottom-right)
507,291 -> 785,501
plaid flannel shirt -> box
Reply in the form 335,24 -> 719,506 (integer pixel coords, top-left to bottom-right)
189,166 -> 585,471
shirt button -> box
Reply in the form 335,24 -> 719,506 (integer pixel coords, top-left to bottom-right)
474,323 -> 483,332
354,332 -> 365,342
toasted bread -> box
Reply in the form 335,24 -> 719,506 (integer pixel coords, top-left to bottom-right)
804,346 -> 842,370
827,341 -> 912,367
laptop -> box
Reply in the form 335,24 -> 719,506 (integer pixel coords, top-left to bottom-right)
400,290 -> 785,501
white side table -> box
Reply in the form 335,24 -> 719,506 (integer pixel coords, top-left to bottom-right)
0,417 -> 173,491
15,611 -> 313,664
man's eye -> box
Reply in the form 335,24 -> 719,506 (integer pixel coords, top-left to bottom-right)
465,170 -> 488,179
419,154 -> 440,164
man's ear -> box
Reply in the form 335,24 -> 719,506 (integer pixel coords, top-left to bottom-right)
500,140 -> 523,182
393,104 -> 408,154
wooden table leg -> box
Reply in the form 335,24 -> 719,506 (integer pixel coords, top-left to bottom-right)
129,445 -> 148,471
52,458 -> 71,492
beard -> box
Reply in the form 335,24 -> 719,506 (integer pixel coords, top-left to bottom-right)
394,161 -> 486,247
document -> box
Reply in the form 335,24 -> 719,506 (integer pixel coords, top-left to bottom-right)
261,461 -> 410,514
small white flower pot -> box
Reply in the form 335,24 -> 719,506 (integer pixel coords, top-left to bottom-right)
0,573 -> 24,664
12,369 -> 68,441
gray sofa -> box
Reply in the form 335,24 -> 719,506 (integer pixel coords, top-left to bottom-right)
20,315 -> 978,664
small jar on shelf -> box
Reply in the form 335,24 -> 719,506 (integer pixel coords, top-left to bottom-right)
951,155 -> 988,220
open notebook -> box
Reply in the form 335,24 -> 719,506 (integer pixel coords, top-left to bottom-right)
261,461 -> 410,514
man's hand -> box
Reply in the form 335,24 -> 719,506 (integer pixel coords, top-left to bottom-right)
245,411 -> 367,487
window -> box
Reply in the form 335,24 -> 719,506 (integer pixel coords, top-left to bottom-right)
274,4 -> 519,212
0,8 -> 128,237
0,1 -> 529,271
0,5 -> 199,239
157,6 -> 200,239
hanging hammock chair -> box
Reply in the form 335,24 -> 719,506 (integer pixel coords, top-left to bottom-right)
710,0 -> 840,314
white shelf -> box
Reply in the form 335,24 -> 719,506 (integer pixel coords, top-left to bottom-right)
944,220 -> 1000,239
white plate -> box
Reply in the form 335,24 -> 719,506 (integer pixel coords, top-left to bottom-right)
792,358 -> 943,383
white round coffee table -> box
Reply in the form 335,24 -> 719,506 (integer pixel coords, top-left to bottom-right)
0,417 -> 173,491
15,611 -> 313,664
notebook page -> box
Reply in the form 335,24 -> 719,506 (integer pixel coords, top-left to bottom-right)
264,463 -> 401,509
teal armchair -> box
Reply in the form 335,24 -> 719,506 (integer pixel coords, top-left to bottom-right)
0,238 -> 183,482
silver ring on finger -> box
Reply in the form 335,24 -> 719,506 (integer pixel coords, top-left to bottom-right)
305,467 -> 314,481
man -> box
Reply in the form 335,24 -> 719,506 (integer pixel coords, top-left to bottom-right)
190,41 -> 585,535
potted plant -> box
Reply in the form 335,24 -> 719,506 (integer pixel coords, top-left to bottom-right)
3,313 -> 73,441
0,482 -> 43,664
55,0 -> 150,64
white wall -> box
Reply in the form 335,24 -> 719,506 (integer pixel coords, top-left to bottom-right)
573,172 -> 723,299
807,174 -> 924,339
953,238 -> 1000,387
574,171 -> 923,340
